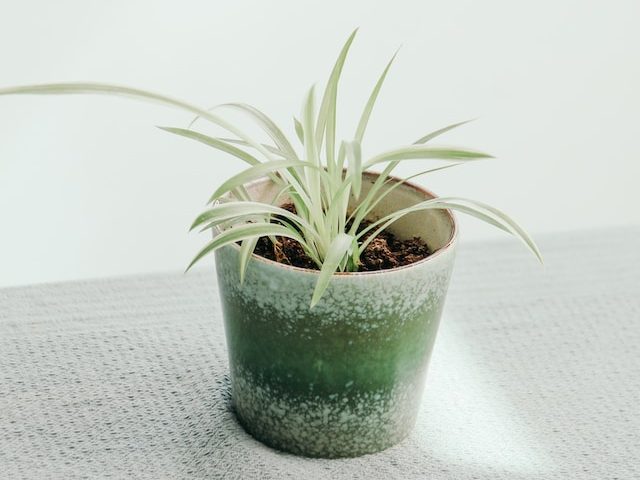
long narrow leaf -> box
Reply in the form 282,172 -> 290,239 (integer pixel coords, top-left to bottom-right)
214,137 -> 287,157
348,163 -> 464,235
293,117 -> 304,144
239,237 -> 259,283
207,159 -> 314,204
315,28 -> 358,150
358,197 -> 542,262
354,49 -> 398,143
323,169 -> 357,234
343,140 -> 363,199
310,233 -> 354,308
413,119 -> 476,144
364,145 -> 493,168
457,199 -> 542,261
218,103 -> 299,160
348,161 -> 397,225
186,223 -> 307,271
158,127 -> 262,166
301,86 -> 327,248
191,201 -> 319,240
0,82 -> 279,163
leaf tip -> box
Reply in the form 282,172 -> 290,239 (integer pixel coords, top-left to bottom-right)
184,261 -> 196,274
533,246 -> 544,264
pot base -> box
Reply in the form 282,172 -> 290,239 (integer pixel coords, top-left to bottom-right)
231,366 -> 423,458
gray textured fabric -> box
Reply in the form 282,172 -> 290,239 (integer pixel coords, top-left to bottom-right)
1,227 -> 638,479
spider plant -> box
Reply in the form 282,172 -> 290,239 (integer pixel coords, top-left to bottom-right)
0,29 -> 541,307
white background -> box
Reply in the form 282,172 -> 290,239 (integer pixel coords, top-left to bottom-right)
0,0 -> 638,288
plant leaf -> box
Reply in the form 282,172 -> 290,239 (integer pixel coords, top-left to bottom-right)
364,145 -> 493,168
348,162 -> 464,235
301,85 -> 326,245
158,127 -> 262,166
239,237 -> 259,283
0,82 -> 277,159
343,140 -> 363,199
310,233 -> 354,308
358,197 -> 542,262
186,223 -> 306,271
355,49 -> 398,143
191,201 -> 318,240
413,119 -> 476,144
210,137 -> 287,158
315,28 -> 358,153
293,117 -> 304,144
208,159 -> 312,204
218,103 -> 299,160
347,161 -> 396,224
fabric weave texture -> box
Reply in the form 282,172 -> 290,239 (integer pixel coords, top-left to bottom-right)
1,227 -> 638,479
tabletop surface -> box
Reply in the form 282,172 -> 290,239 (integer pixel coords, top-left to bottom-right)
1,227 -> 639,479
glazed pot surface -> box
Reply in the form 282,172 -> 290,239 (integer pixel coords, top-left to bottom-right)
214,173 -> 457,458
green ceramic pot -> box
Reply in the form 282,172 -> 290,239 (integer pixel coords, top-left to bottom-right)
214,172 -> 457,458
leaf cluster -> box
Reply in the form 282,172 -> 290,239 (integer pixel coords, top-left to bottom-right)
0,29 -> 541,307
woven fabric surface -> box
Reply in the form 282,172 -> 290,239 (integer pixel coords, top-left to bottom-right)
1,227 -> 638,479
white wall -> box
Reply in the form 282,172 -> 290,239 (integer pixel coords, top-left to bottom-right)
1,0 -> 638,287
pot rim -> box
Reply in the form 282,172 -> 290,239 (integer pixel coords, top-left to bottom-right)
222,170 -> 458,277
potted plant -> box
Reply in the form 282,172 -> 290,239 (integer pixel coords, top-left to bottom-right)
0,29 -> 540,458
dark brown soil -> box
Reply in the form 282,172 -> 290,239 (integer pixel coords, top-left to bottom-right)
253,203 -> 432,271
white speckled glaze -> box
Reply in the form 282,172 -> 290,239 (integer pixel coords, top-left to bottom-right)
214,172 -> 457,458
